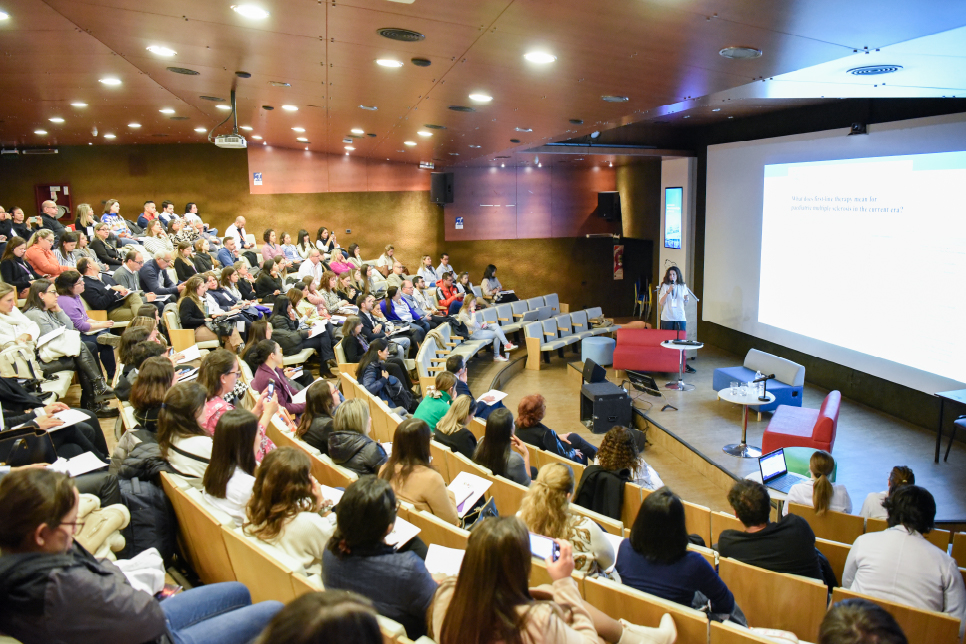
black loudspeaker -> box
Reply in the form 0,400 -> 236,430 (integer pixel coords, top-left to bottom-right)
580,382 -> 633,434
598,191 -> 621,221
430,172 -> 454,204
582,359 -> 607,384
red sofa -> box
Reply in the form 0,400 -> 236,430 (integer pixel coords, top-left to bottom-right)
761,390 -> 841,454
612,329 -> 682,374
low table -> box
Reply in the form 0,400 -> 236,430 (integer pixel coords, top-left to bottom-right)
718,388 -> 775,458
660,340 -> 703,391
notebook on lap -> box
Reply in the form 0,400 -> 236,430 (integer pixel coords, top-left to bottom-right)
759,448 -> 808,494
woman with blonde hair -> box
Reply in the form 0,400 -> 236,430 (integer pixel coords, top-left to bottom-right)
434,394 -> 478,459
245,446 -> 336,577
74,202 -> 98,238
141,218 -> 174,256
23,229 -> 65,277
518,463 -> 616,576
457,295 -> 516,362
783,450 -> 852,517
178,274 -> 243,350
327,398 -> 387,476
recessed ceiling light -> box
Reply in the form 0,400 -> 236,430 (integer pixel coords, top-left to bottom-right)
448,152 -> 460,156
159,108 -> 175,114
292,127 -> 305,132
343,138 -> 353,143
376,59 -> 404,68
34,129 -> 47,135
128,123 -> 141,128
417,131 -> 432,137
683,115 -> 690,118
345,146 -> 355,150
524,52 -> 556,64
514,127 -> 532,132
215,104 -> 232,110
359,105 -> 378,111
712,108 -> 721,112
240,126 -> 253,131
728,116 -> 734,119
469,145 -> 481,148
104,133 -> 116,139
194,127 -> 206,132
281,104 -> 298,111
71,102 -> 88,107
99,78 -> 122,85
49,117 -> 64,123
468,93 -> 492,102
251,135 -> 263,140
350,128 -> 365,135
296,137 -> 308,142
719,46 -> 762,60
404,141 -> 416,146
146,45 -> 177,57
0,10 -> 9,19
269,81 -> 291,87
231,4 -> 270,19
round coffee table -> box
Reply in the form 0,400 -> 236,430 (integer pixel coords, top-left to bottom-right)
717,388 -> 775,458
660,340 -> 703,391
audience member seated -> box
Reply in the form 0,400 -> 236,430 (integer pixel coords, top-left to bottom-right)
74,231 -> 107,272
0,236 -> 39,296
157,382 -> 215,479
139,251 -> 184,298
179,274 -> 242,350
444,354 -> 505,420
241,319 -> 314,389
319,270 -> 352,315
19,280 -> 116,416
156,200 -> 179,228
217,236 -> 242,272
860,465 -> 915,521
416,254 -> 439,286
364,263 -> 387,297
253,590 -> 384,644
844,485 -> 966,631
0,468 -> 283,644
818,597 -> 909,644
224,215 -> 260,266
516,394 -> 598,466
328,249 -> 354,275
322,476 -> 436,639
99,199 -> 139,246
375,244 -> 395,270
8,207 -> 33,240
234,261 -> 259,300
207,269 -> 246,311
431,515 -> 676,644
192,238 -> 217,273
783,449 -> 852,516
279,231 -> 302,267
596,425 -> 664,492
53,231 -> 79,268
295,380 -> 342,454
173,241 -> 198,281
255,260 -> 285,302
336,271 -> 360,305
269,296 -> 339,375
341,314 -> 400,365
393,280 -> 439,332
328,399 -> 388,476
345,243 -> 364,268
435,272 -> 464,315
141,219 -> 174,257
24,229 -> 66,277
90,223 -> 124,268
294,229 -> 314,261
358,293 -> 410,358
457,295 -> 517,362
78,257 -> 145,322
436,252 -> 456,278
407,276 -> 447,321
116,337 -> 167,402
53,268 -> 121,350
244,447 -> 337,578
616,487 -> 739,622
434,395 -> 479,459
315,227 -> 338,256
249,339 -> 307,416
297,247 -> 326,289
519,463 -> 616,577
386,261 -> 407,290
473,407 -> 531,486
289,285 -> 326,326
260,228 -> 285,264
717,479 -> 824,581
379,418 -> 459,525
357,338 -> 415,413
413,371 -> 457,428
481,263 -> 518,303
128,356 -> 174,433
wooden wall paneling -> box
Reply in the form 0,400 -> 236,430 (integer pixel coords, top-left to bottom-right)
445,167 -> 518,241
515,165 -> 553,239
550,165 -> 619,238
327,153 -> 372,194
365,159 -> 432,193
247,146 -> 329,195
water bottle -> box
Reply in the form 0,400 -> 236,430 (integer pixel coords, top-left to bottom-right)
755,370 -> 763,397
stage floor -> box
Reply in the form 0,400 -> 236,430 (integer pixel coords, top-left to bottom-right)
480,343 -> 966,523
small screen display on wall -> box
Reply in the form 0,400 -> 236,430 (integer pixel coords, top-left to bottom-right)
664,187 -> 683,249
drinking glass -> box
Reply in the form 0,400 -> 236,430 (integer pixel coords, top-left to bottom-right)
730,381 -> 739,395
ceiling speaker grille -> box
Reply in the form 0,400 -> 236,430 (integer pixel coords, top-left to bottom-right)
167,67 -> 199,75
200,96 -> 226,102
448,105 -> 475,112
848,65 -> 902,76
378,28 -> 425,42
423,124 -> 446,129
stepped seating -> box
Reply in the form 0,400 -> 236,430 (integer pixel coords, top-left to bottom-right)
865,516 -> 951,551
831,587 -> 961,644
788,502 -> 864,544
162,303 -> 220,353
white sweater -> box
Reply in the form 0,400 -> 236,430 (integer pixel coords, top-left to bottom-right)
0,307 -> 41,348
167,434 -> 213,479
258,511 -> 336,576
202,467 -> 255,527
782,478 -> 852,516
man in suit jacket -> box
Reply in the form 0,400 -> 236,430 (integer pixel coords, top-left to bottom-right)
39,200 -> 66,242
78,258 -> 144,322
138,251 -> 185,298
358,293 -> 409,360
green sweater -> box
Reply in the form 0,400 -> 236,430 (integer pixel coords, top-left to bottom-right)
413,392 -> 453,431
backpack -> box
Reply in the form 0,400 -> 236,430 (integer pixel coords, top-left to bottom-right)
117,477 -> 178,564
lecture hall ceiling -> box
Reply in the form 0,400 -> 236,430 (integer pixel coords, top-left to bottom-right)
1,0 -> 964,166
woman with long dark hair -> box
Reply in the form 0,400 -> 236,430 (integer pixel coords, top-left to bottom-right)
203,409 -> 260,526
128,356 -> 175,432
157,382 -> 213,479
379,418 -> 458,524
356,338 -> 413,409
657,266 -> 689,333
472,407 -> 530,486
295,379 -> 342,454
268,296 -> 339,375
248,339 -> 307,416
255,259 -> 284,302
480,264 -> 517,303
0,236 -> 38,296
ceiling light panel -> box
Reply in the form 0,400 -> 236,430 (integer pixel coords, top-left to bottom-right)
376,59 -> 404,67
146,45 -> 177,57
216,105 -> 232,110
231,4 -> 270,19
281,105 -> 298,111
524,52 -> 556,64
99,78 -> 122,85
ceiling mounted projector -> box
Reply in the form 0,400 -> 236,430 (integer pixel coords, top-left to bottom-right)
214,134 -> 247,148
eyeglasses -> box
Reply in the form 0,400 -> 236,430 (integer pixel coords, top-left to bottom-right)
227,370 -> 240,376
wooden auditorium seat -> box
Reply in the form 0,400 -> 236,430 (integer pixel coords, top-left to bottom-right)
788,502 -> 864,544
830,587 -> 961,644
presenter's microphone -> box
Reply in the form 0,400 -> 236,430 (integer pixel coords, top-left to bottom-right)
753,373 -> 776,383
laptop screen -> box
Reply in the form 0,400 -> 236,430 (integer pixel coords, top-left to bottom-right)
759,449 -> 788,482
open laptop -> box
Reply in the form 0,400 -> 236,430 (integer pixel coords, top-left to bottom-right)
758,448 -> 808,494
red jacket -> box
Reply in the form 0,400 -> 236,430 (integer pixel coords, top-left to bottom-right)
435,280 -> 463,309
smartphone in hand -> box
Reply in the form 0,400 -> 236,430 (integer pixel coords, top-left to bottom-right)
529,533 -> 560,562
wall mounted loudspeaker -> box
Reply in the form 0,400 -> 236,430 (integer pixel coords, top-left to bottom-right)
430,172 -> 455,204
598,191 -> 621,221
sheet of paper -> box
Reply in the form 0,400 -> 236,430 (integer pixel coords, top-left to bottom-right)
424,544 -> 466,576
45,408 -> 95,432
447,471 -> 492,518
290,378 -> 323,405
475,390 -> 508,406
329,315 -> 347,324
36,326 -> 66,348
66,451 -> 108,477
308,323 -> 329,338
177,369 -> 199,382
154,294 -> 172,302
385,515 -> 421,548
320,485 -> 344,504
380,442 -> 392,457
176,344 -> 201,364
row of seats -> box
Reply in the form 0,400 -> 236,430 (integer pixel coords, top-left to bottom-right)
524,307 -> 617,370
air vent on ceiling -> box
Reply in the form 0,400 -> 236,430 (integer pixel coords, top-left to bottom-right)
262,105 -> 274,110
448,105 -> 475,112
200,96 -> 226,102
494,155 -> 510,159
235,71 -> 251,78
270,81 -> 291,87
848,65 -> 902,76
569,119 -> 584,125
601,95 -> 629,103
378,28 -> 425,42
170,116 -> 190,121
510,139 -> 521,143
423,124 -> 446,130
411,58 -> 431,67
152,134 -> 170,137
367,133 -> 377,137
167,67 -> 200,75
719,46 -> 762,60
22,148 -> 59,155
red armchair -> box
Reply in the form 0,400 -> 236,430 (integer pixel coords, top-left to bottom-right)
612,329 -> 682,374
761,390 -> 841,454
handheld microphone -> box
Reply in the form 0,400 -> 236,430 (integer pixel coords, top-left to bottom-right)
753,373 -> 776,383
